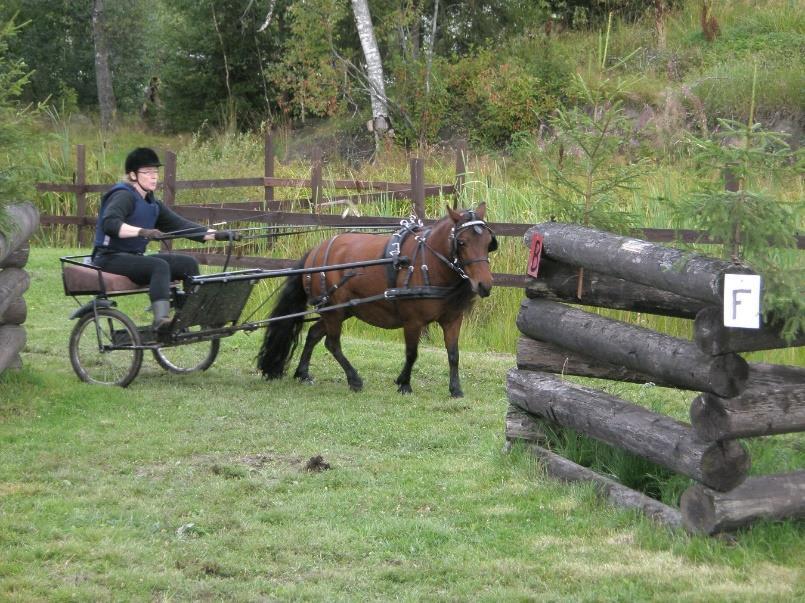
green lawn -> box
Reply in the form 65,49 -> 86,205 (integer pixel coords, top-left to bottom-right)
1,247 -> 803,601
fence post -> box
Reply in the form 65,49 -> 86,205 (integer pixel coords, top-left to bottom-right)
163,150 -> 177,250
310,147 -> 322,212
454,140 -> 467,208
75,145 -> 87,247
264,129 -> 275,209
410,158 -> 425,218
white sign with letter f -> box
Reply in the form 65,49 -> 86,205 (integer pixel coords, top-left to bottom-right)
723,273 -> 762,329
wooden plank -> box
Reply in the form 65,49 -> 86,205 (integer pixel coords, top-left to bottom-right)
519,441 -> 683,529
525,257 -> 708,318
310,147 -> 322,211
517,298 -> 749,398
75,144 -> 88,247
411,158 -> 425,217
526,223 -> 757,304
694,306 -> 805,354
264,130 -> 274,205
507,369 -> 750,491
681,472 -> 805,534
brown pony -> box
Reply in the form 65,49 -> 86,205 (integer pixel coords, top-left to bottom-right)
257,203 -> 496,397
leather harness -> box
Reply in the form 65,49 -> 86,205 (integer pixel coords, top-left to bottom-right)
303,213 -> 495,309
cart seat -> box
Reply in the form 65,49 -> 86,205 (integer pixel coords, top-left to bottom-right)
63,263 -> 146,295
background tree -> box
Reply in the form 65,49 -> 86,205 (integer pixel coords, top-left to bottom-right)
0,13 -> 37,220
91,0 -> 116,130
350,0 -> 391,151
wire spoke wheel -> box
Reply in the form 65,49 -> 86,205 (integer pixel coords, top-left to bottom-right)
69,307 -> 143,387
152,331 -> 220,374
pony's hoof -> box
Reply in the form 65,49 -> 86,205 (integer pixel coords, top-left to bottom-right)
298,376 -> 314,385
397,383 -> 413,395
349,379 -> 364,392
450,389 -> 464,398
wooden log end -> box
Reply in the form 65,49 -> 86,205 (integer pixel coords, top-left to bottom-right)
709,354 -> 749,398
689,395 -> 723,441
0,325 -> 26,374
679,484 -> 718,534
699,440 -> 750,492
681,472 -> 805,534
0,296 -> 27,325
505,404 -> 548,444
0,245 -> 30,269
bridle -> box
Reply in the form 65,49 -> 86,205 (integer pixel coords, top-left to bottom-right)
447,212 -> 498,279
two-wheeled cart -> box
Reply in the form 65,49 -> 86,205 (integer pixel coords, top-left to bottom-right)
60,252 -> 407,387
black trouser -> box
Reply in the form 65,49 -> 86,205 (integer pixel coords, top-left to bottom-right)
94,252 -> 199,302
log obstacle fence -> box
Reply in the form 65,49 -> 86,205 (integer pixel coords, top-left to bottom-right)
0,202 -> 39,377
506,222 -> 804,535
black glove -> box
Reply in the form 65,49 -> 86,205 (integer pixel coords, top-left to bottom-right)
214,230 -> 241,241
138,228 -> 164,239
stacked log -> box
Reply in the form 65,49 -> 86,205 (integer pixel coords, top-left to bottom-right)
507,222 -> 804,535
0,202 -> 39,376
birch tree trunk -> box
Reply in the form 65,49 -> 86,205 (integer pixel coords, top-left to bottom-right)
350,0 -> 390,145
92,0 -> 116,130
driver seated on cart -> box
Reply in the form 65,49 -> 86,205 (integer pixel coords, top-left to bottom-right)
92,147 -> 239,329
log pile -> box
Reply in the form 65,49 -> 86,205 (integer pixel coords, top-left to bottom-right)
0,202 -> 39,376
507,223 -> 804,535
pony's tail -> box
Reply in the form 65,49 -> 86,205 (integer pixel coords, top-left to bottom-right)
257,254 -> 310,379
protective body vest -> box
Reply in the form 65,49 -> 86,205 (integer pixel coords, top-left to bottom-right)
93,183 -> 159,254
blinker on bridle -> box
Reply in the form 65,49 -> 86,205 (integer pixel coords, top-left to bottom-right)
449,212 -> 498,276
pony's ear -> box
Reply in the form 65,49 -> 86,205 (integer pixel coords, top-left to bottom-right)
447,206 -> 462,222
474,202 -> 487,220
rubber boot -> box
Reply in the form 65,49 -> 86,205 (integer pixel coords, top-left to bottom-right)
151,299 -> 172,330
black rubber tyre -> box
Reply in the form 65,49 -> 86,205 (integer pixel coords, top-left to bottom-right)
152,337 -> 220,374
69,307 -> 143,387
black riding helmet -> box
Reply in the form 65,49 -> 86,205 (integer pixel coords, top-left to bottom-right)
125,147 -> 163,173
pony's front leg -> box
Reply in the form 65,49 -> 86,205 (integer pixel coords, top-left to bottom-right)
294,319 -> 326,383
323,316 -> 363,392
441,317 -> 464,398
395,324 -> 422,394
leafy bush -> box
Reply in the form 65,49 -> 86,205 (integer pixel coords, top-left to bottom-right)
446,51 -> 562,147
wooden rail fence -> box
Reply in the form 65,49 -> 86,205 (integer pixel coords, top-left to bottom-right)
36,138 -> 804,290
505,223 -> 804,535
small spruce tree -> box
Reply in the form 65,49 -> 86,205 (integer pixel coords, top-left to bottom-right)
674,67 -> 803,340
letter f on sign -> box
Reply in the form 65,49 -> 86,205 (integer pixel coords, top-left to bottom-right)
723,274 -> 761,329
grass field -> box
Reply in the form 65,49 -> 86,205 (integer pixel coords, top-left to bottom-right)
1,247 -> 803,601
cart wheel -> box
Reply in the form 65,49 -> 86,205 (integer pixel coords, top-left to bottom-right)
152,337 -> 220,374
69,307 -> 143,387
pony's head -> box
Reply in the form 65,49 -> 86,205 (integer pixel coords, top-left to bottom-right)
447,202 -> 496,298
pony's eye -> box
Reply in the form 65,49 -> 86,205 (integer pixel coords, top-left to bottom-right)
457,239 -> 466,246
